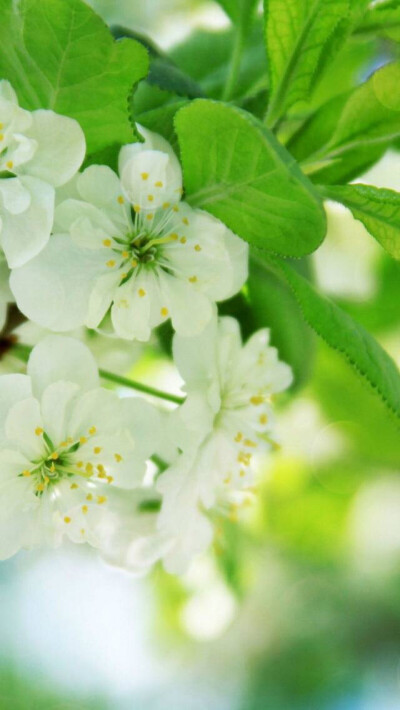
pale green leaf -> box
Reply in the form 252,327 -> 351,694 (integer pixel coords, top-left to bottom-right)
265,0 -> 350,126
320,183 -> 400,259
0,0 -> 149,153
175,100 -> 326,257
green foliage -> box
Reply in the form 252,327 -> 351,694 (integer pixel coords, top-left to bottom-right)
267,258 -> 400,422
248,256 -> 315,389
357,0 -> 400,40
215,0 -> 259,38
264,0 -> 351,127
175,100 -> 326,257
0,0 -> 148,153
321,183 -> 400,259
170,23 -> 268,102
299,62 -> 400,177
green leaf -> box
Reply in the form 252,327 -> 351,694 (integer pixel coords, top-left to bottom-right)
320,183 -> 400,259
216,0 -> 258,37
268,258 -> 400,422
170,23 -> 268,102
356,0 -> 400,40
264,0 -> 350,127
136,101 -> 188,153
248,255 -> 315,389
297,62 -> 400,179
0,0 -> 149,153
175,100 -> 326,257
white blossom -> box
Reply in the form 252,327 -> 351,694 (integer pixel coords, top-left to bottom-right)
11,127 -> 248,340
157,316 -> 293,573
0,80 -> 85,268
0,335 -> 160,559
0,253 -> 12,331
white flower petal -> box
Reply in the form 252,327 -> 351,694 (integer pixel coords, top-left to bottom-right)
28,335 -> 99,398
111,272 -> 153,341
0,176 -> 54,267
158,269 -> 213,336
0,176 -> 31,214
40,381 -> 81,444
10,234 -> 104,331
120,397 -> 161,462
21,110 -> 85,186
119,127 -> 182,210
55,199 -> 121,247
0,374 -> 32,442
5,397 -> 44,459
77,165 -> 131,229
86,271 -> 121,328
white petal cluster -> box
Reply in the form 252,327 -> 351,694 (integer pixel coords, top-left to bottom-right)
11,127 -> 248,340
0,336 -> 161,561
0,81 -> 292,577
157,317 -> 293,573
0,81 -> 85,269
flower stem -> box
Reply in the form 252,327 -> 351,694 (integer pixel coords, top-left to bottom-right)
222,27 -> 244,101
10,343 -> 185,406
98,369 -> 184,405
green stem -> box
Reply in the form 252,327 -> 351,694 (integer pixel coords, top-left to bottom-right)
222,27 -> 244,101
10,343 -> 185,406
99,369 -> 184,405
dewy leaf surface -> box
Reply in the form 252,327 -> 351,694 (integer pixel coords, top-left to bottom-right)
321,183 -> 400,259
265,0 -> 349,126
268,257 -> 400,422
0,0 -> 149,153
175,100 -> 326,257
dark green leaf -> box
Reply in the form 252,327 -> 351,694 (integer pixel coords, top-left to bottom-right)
175,100 -> 326,257
268,257 -> 400,422
320,183 -> 400,259
248,255 -> 315,389
0,0 -> 149,153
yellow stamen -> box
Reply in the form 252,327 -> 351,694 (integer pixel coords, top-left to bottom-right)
188,275 -> 197,283
146,213 -> 154,221
244,439 -> 257,448
147,194 -> 154,202
82,505 -> 88,514
70,483 -> 78,490
162,202 -> 170,209
103,238 -> 112,247
155,181 -> 163,187
117,195 -> 125,204
122,251 -> 129,259
131,259 -> 138,268
77,461 -> 83,469
37,483 -> 45,492
170,233 -> 178,241
141,172 -> 149,180
259,414 -> 268,425
64,516 -> 71,524
6,161 -> 13,170
250,395 -> 263,406
22,470 -> 31,477
86,493 -> 93,501
161,307 -> 169,317
35,427 -> 43,436
133,204 -> 141,213
234,432 -> 243,442
138,288 -> 146,297
97,496 -> 107,505
85,463 -> 93,475
180,237 -> 187,244
89,426 -> 97,436
106,259 -> 116,268
93,446 -> 102,454
182,217 -> 189,225
194,244 -> 201,252
49,452 -> 59,460
80,437 -> 87,445
114,453 -> 123,463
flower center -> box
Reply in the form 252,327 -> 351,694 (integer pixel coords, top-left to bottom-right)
19,426 -> 116,496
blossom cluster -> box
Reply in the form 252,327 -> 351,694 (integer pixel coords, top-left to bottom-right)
0,81 -> 292,574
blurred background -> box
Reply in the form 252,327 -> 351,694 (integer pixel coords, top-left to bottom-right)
1,1 -> 400,708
